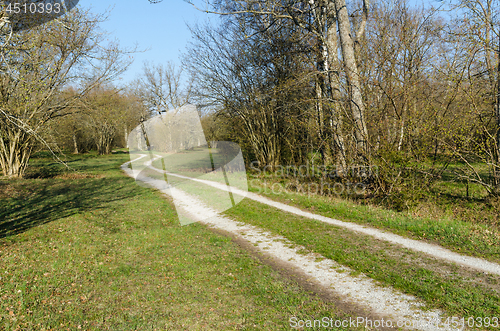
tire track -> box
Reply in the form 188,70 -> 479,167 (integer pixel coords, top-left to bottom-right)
121,157 -> 459,330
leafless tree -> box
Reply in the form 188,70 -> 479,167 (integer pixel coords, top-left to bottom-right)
133,61 -> 194,115
0,7 -> 130,177
150,0 -> 370,170
442,0 -> 500,194
183,10 -> 314,168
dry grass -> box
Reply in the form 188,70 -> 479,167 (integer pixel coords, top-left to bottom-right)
53,172 -> 103,180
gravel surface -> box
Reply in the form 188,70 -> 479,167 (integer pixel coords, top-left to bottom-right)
148,159 -> 500,277
121,156 -> 465,330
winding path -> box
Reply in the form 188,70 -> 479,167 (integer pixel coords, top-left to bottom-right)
121,155 -> 497,330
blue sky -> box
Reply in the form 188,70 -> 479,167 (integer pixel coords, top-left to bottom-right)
83,0 -> 210,85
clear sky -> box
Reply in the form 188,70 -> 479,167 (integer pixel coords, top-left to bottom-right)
83,0 -> 210,86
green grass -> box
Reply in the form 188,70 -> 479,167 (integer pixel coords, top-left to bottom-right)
375,157 -> 498,225
147,147 -> 239,179
247,178 -> 500,264
113,153 -> 500,323
148,149 -> 248,188
0,152 -> 355,330
6,151 -> 499,329
224,197 -> 500,324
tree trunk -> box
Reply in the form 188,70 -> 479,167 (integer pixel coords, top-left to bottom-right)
485,0 -> 495,89
125,125 -> 129,148
0,130 -> 32,178
397,119 -> 404,151
73,134 -> 79,154
312,0 -> 328,164
333,0 -> 369,160
495,33 -> 500,193
326,1 -> 347,174
316,78 -> 326,162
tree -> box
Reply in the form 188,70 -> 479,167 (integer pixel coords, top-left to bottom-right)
83,86 -> 130,155
442,0 -> 500,194
133,61 -> 193,115
183,9 -> 315,168
49,86 -> 145,154
47,88 -> 93,154
150,0 -> 370,169
0,7 -> 129,177
129,61 -> 195,157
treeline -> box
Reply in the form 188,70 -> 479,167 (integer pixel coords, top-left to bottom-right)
3,0 -> 500,214
50,87 -> 144,156
181,0 -> 500,199
0,4 -> 143,178
0,0 -> 193,179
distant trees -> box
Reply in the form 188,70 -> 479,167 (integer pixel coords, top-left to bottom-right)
84,87 -> 130,155
402,1 -> 498,196
50,86 -> 144,155
27,0 -> 491,204
448,0 -> 500,194
183,0 -> 371,171
131,61 -> 193,116
357,0 -> 447,194
184,11 -> 312,167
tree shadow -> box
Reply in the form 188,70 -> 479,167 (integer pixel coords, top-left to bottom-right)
24,166 -> 65,179
0,177 -> 141,238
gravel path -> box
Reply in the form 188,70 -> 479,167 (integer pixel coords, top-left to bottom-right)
148,160 -> 500,277
121,157 -> 467,330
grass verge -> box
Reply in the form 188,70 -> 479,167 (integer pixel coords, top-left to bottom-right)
247,178 -> 500,264
223,196 -> 500,325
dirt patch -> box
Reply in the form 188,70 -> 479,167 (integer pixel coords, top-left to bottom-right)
53,173 -> 102,180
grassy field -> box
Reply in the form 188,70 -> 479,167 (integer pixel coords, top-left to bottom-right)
0,152 -> 356,330
137,172 -> 500,321
3,151 -> 500,329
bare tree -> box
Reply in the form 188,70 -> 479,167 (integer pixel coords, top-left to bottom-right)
83,86 -> 131,155
444,0 -> 500,194
134,61 -> 194,115
183,11 -> 314,168
0,8 -> 130,177
150,0 -> 370,169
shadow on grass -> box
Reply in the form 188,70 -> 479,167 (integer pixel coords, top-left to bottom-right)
0,177 -> 140,238
24,164 -> 66,179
